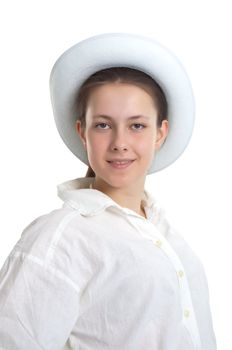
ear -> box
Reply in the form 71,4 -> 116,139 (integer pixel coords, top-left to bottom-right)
76,120 -> 87,148
154,120 -> 169,151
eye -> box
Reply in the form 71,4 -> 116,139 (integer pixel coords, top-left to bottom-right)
95,123 -> 110,130
131,123 -> 146,131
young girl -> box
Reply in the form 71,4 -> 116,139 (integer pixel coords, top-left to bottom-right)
0,33 -> 217,349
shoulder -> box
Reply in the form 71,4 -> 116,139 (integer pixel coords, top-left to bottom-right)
14,205 -> 76,253
11,203 -> 95,269
10,204 -> 101,286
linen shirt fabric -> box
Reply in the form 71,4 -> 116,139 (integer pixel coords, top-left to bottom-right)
0,177 -> 217,350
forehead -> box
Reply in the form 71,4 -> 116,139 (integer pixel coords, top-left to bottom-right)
86,82 -> 158,116
88,82 -> 152,99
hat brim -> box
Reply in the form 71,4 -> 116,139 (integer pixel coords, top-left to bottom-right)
49,33 -> 195,174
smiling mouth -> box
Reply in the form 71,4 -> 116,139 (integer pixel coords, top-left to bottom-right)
107,160 -> 135,169
107,160 -> 134,164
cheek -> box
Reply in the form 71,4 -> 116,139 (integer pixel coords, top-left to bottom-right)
140,145 -> 155,162
136,133 -> 156,155
86,131 -> 108,153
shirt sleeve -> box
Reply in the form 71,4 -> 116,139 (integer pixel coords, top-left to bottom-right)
0,251 -> 81,350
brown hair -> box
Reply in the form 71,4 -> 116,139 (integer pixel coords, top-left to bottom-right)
75,67 -> 168,177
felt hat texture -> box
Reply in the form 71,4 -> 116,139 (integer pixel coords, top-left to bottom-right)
50,32 -> 195,173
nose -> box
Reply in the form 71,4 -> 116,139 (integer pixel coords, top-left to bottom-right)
110,128 -> 128,152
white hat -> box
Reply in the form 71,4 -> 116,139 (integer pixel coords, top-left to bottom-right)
49,32 -> 195,173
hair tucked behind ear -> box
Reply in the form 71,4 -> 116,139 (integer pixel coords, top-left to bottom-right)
75,67 -> 168,178
85,166 -> 95,177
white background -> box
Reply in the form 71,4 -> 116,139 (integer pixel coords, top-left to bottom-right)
0,1 -> 231,348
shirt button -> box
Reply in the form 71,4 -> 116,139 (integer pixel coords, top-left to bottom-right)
178,270 -> 184,278
155,239 -> 162,247
184,309 -> 190,318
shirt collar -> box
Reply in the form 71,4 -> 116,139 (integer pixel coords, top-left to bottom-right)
57,177 -> 162,222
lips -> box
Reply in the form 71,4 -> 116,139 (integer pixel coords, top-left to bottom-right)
107,159 -> 135,169
107,159 -> 134,164
108,160 -> 132,164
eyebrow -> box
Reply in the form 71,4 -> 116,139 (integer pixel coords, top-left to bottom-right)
92,114 -> 150,120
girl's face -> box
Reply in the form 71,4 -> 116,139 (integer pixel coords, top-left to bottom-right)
76,83 -> 168,191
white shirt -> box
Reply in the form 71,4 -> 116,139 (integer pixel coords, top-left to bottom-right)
0,177 -> 217,350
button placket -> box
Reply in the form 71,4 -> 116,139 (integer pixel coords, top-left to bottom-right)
155,239 -> 162,247
126,217 -> 202,349
152,231 -> 200,347
153,237 -> 194,326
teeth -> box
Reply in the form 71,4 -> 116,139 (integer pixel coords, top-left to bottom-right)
112,161 -> 130,164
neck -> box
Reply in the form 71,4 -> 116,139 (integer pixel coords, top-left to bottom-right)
91,178 -> 147,218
